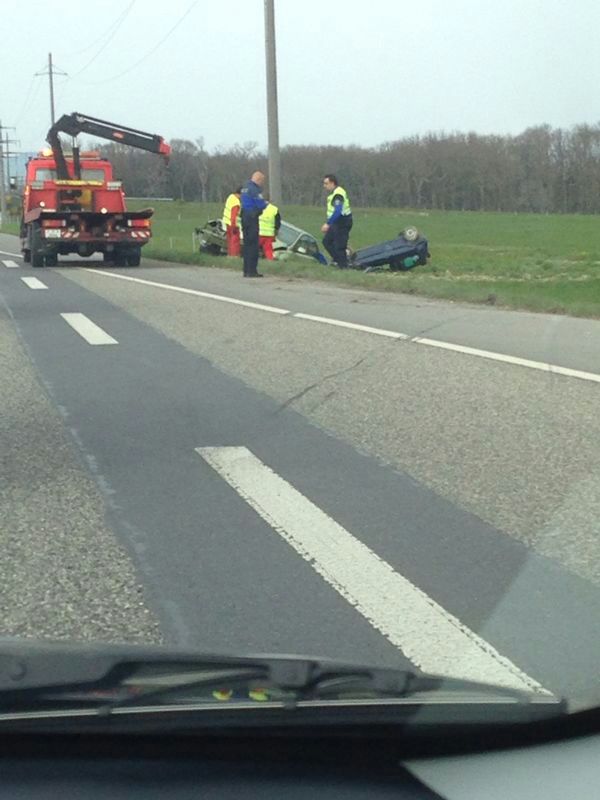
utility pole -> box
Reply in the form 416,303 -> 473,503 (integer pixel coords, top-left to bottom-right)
48,52 -> 56,126
0,122 -> 17,225
5,130 -> 20,188
0,126 -> 5,224
36,53 -> 67,127
264,0 -> 282,206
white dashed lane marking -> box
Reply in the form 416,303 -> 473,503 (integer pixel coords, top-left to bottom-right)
60,313 -> 118,345
197,445 -> 550,695
21,277 -> 48,290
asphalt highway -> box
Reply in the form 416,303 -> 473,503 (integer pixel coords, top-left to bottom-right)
1,231 -> 599,701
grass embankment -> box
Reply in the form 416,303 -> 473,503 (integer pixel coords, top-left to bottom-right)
133,201 -> 600,318
4,201 -> 600,317
0,221 -> 19,236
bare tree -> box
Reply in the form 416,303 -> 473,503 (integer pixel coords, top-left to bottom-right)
101,123 -> 600,214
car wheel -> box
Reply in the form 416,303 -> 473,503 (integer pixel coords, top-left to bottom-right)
403,227 -> 419,242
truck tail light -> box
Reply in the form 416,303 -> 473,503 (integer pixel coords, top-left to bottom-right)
128,219 -> 151,228
41,219 -> 65,228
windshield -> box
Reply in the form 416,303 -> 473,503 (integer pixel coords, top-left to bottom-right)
1,0 -> 600,738
276,222 -> 302,246
291,234 -> 319,256
34,168 -> 106,182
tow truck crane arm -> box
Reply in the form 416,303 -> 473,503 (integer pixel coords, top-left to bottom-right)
47,112 -> 171,180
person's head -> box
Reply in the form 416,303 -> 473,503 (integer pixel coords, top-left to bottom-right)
323,174 -> 338,192
234,186 -> 242,195
251,171 -> 265,187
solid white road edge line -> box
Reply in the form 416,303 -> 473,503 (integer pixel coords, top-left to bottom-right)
81,268 -> 600,385
0,250 -> 22,258
21,277 -> 48,290
294,312 -> 408,339
60,313 -> 118,345
411,336 -> 600,384
196,445 -> 550,695
85,269 -> 291,315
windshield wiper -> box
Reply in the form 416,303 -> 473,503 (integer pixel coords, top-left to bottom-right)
0,639 -> 556,718
102,662 -> 555,714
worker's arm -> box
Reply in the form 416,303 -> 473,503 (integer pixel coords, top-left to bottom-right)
326,194 -> 345,225
231,205 -> 241,229
241,182 -> 268,213
274,212 -> 281,232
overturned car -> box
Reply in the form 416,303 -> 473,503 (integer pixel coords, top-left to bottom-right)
348,227 -> 430,273
194,219 -> 327,264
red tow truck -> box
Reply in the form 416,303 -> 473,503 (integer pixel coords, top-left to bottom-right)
20,112 -> 171,267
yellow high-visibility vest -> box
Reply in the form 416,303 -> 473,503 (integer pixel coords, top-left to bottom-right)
326,185 -> 352,218
222,193 -> 241,228
259,203 -> 279,237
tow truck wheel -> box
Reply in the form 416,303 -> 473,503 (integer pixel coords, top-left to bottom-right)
114,251 -> 127,267
126,247 -> 141,267
32,250 -> 44,268
45,253 -> 58,267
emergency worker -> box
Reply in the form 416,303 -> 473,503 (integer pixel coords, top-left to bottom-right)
258,201 -> 281,260
222,187 -> 242,257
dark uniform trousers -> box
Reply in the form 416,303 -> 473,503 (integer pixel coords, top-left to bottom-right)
242,211 -> 261,276
323,216 -> 353,267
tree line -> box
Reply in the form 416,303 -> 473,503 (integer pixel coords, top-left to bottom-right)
98,123 -> 600,214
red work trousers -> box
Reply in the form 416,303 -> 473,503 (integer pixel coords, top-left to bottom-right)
259,236 -> 275,260
226,226 -> 241,257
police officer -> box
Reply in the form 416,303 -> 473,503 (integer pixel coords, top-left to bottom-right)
240,171 -> 267,277
321,174 -> 353,268
222,187 -> 242,257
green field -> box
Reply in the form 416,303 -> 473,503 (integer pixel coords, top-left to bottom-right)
4,201 -> 600,317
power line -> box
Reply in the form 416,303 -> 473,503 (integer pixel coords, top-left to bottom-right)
85,1 -> 198,85
57,2 -> 138,59
13,79 -> 44,159
13,76 -> 36,126
70,0 -> 136,78
13,66 -> 45,127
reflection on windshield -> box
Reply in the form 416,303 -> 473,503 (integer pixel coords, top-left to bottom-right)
1,1 -> 600,728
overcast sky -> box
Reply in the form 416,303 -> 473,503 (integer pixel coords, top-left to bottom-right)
3,0 -> 600,154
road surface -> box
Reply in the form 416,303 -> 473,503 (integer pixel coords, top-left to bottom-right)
1,231 -> 599,700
